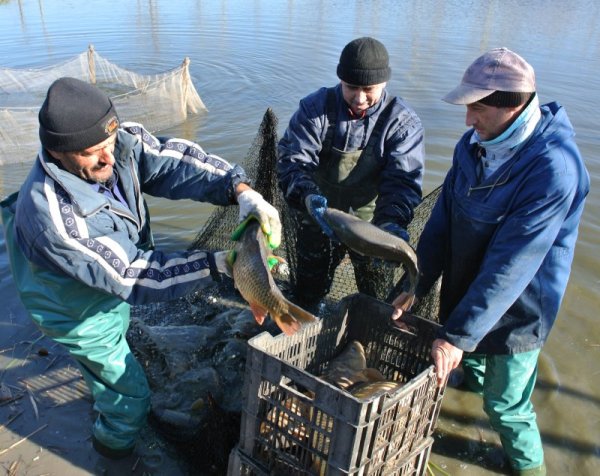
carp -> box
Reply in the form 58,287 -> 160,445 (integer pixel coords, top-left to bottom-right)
321,340 -> 369,389
322,207 -> 419,294
321,341 -> 393,392
231,219 -> 317,336
349,380 -> 403,399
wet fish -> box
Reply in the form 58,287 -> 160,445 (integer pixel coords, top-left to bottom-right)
321,340 -> 367,389
232,219 -> 317,336
321,341 -> 389,390
260,396 -> 311,449
322,207 -> 419,294
349,380 -> 403,399
326,340 -> 367,374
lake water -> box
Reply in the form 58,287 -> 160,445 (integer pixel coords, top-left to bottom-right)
0,1 -> 598,474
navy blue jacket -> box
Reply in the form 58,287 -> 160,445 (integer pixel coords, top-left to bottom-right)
277,84 -> 425,228
416,102 -> 589,354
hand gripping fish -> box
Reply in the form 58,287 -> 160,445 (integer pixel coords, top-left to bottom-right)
322,208 -> 419,295
230,218 -> 317,336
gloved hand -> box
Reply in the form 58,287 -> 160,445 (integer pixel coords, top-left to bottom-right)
211,250 -> 233,279
305,194 -> 337,240
237,190 -> 282,249
378,222 -> 410,242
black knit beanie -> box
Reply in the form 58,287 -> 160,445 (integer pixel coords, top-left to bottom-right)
336,37 -> 391,86
39,77 -> 119,152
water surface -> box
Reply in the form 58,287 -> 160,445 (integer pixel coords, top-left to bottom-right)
0,1 -> 598,474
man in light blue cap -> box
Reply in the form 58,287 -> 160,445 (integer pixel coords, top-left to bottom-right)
392,48 -> 589,475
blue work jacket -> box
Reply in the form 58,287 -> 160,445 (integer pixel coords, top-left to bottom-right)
416,102 -> 589,354
277,84 -> 425,228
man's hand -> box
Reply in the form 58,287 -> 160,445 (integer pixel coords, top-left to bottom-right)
237,189 -> 282,249
305,194 -> 337,240
431,339 -> 463,387
391,291 -> 416,322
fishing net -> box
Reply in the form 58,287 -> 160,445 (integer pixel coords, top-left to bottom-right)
190,109 -> 442,321
0,45 -> 206,165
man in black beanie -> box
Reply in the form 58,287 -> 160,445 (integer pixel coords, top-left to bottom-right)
277,37 -> 425,309
1,77 -> 281,462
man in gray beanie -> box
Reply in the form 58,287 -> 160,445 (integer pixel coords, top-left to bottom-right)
1,77 -> 281,463
392,48 -> 589,476
277,37 -> 425,309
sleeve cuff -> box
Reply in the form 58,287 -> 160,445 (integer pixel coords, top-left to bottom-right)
206,253 -> 222,283
228,165 -> 252,203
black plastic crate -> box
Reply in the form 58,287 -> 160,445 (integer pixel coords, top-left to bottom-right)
228,436 -> 434,476
233,293 -> 445,476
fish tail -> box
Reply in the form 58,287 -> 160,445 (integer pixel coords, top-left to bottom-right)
287,302 -> 318,324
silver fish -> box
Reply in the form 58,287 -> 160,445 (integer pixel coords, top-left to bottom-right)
322,207 -> 419,294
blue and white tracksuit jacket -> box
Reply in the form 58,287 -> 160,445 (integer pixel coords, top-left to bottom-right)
12,122 -> 248,304
1,122 -> 249,450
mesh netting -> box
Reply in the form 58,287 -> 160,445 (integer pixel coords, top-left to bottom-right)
0,45 -> 206,165
190,109 -> 442,321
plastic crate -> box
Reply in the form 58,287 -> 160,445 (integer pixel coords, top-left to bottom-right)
227,446 -> 270,476
228,436 -> 434,476
233,293 -> 445,476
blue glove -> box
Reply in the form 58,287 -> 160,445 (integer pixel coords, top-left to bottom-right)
305,194 -> 337,240
379,222 -> 410,242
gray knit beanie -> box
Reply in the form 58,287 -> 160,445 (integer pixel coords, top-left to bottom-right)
336,37 -> 391,86
39,77 -> 119,152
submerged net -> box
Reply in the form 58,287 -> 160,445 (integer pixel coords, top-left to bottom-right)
190,109 -> 442,320
0,45 -> 206,165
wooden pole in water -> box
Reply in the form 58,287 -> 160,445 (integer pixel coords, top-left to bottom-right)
87,44 -> 96,84
181,57 -> 191,115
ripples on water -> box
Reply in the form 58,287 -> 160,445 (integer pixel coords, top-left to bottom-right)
0,1 -> 599,474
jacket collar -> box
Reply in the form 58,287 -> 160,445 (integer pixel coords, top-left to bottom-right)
38,130 -> 136,217
457,103 -> 565,187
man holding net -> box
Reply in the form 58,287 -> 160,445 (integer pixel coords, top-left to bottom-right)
0,77 -> 281,461
392,48 -> 589,475
277,37 -> 425,309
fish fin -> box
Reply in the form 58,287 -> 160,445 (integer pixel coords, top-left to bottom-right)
271,301 -> 318,336
249,303 -> 268,325
272,313 -> 302,336
361,368 -> 386,382
287,302 -> 318,324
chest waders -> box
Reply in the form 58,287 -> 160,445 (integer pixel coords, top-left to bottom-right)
1,191 -> 150,453
313,87 -> 396,221
293,90 -> 398,307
